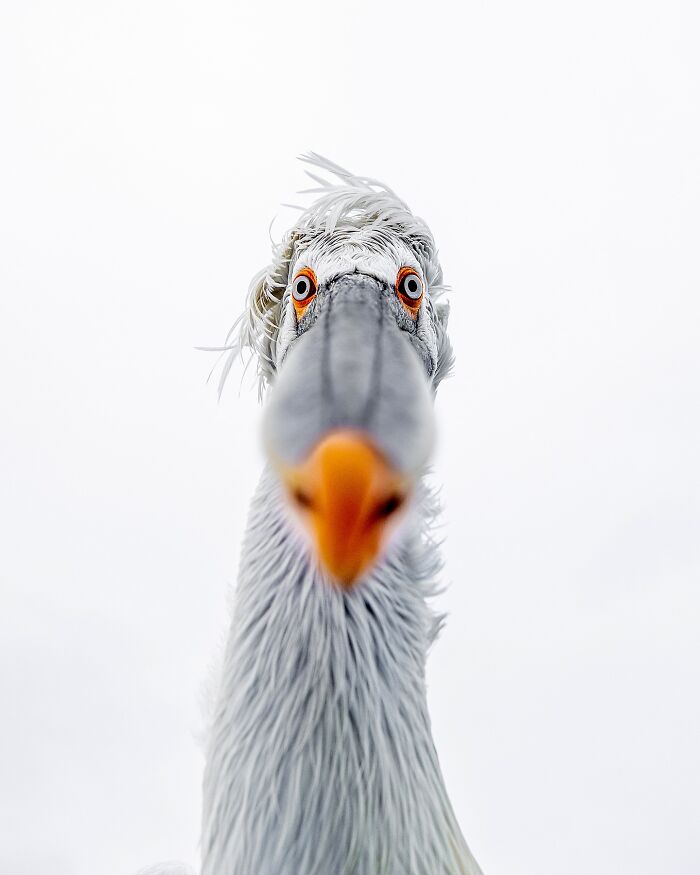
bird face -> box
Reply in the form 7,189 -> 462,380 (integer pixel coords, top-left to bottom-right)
262,238 -> 442,587
222,156 -> 452,587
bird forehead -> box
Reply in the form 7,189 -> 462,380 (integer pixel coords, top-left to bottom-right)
290,237 -> 423,289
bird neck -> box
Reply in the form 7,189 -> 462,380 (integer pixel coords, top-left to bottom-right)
201,466 -> 480,875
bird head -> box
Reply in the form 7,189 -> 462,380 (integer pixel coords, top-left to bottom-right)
223,155 -> 453,587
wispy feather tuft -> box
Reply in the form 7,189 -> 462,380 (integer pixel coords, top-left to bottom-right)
211,154 -> 451,398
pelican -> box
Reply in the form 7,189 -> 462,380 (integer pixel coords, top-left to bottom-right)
141,155 -> 483,875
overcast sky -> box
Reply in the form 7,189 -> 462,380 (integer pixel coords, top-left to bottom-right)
1,1 -> 699,874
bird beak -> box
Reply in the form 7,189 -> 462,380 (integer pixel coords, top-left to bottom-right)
263,274 -> 435,585
280,429 -> 410,587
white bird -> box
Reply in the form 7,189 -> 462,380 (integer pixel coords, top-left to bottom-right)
141,154 -> 483,875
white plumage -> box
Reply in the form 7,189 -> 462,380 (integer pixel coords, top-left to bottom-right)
141,155 -> 483,875
215,153 -> 453,399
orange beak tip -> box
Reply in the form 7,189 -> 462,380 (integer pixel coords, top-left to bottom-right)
279,430 -> 411,588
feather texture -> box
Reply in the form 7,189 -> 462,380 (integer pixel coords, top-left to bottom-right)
215,154 -> 452,398
201,471 -> 481,875
141,157 -> 479,875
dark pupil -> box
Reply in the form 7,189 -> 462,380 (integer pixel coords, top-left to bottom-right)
406,278 -> 418,295
297,279 -> 308,295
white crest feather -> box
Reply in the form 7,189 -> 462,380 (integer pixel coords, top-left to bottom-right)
211,154 -> 452,399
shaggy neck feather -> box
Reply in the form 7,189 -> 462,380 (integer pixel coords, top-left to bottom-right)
201,467 -> 480,875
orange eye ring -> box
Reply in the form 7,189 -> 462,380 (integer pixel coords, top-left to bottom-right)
291,268 -> 318,317
396,267 -> 424,317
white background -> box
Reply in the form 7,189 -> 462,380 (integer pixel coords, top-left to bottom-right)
1,1 -> 698,873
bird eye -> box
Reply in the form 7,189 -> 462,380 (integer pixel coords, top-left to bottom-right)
291,268 -> 318,306
396,267 -> 424,315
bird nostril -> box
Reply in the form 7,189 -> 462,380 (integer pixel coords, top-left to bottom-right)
291,488 -> 314,511
374,493 -> 405,520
